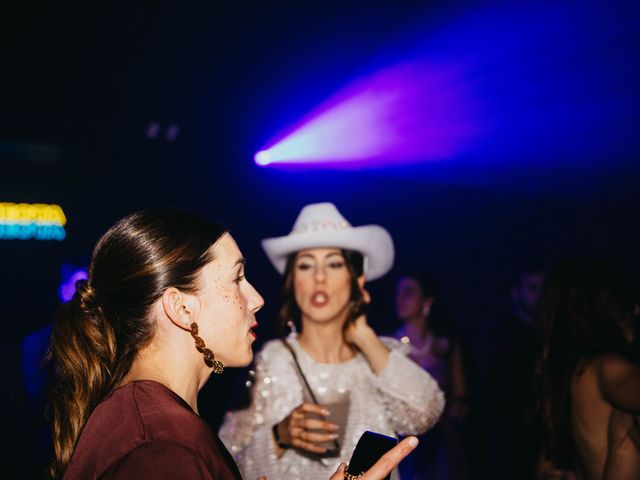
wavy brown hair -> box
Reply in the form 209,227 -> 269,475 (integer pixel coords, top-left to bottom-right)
536,258 -> 637,469
46,208 -> 226,478
277,249 -> 365,336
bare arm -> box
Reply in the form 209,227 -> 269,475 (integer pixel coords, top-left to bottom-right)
347,316 -> 444,435
596,354 -> 640,414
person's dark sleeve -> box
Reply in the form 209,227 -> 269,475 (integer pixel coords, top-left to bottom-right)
100,441 -> 212,479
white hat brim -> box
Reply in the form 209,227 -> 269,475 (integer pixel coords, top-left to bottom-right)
261,224 -> 394,281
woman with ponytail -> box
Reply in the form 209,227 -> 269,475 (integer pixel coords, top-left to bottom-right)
48,208 -> 420,480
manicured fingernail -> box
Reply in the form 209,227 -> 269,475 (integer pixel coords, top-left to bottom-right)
321,409 -> 330,415
328,423 -> 339,431
408,437 -> 419,447
329,434 -> 339,439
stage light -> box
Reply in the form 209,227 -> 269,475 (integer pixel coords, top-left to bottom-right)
255,61 -> 481,168
255,150 -> 272,166
253,4 -> 638,174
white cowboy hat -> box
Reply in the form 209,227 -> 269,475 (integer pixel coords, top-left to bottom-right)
261,202 -> 394,281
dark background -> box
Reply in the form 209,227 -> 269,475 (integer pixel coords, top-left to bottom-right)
1,1 -> 639,478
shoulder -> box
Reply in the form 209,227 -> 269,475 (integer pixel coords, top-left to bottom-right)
258,337 -> 288,353
255,338 -> 290,362
380,336 -> 412,355
100,442 -> 209,479
595,354 -> 640,382
100,440 -> 239,480
69,382 -> 224,479
128,381 -> 214,444
591,353 -> 640,413
68,383 -> 211,478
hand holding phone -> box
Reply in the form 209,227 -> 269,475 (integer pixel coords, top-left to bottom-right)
345,431 -> 398,480
329,434 -> 419,480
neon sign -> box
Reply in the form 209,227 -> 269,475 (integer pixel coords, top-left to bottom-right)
0,203 -> 67,240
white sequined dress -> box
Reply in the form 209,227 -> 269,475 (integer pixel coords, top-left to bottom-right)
219,336 -> 445,480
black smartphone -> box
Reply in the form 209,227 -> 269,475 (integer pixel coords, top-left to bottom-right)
346,431 -> 398,480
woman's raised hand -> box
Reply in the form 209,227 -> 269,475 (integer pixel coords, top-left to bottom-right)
274,403 -> 339,454
344,314 -> 374,348
329,436 -> 419,480
344,283 -> 374,349
344,313 -> 390,375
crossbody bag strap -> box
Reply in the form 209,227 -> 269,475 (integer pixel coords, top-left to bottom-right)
280,338 -> 319,404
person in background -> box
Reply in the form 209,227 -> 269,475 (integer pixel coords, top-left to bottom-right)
487,265 -> 545,480
394,272 -> 470,479
536,258 -> 640,479
220,202 -> 444,480
47,208 -> 420,480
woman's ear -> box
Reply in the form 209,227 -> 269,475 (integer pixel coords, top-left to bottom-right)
162,287 -> 195,330
357,275 -> 371,304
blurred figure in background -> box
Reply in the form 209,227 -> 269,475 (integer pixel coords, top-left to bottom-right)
536,259 -> 640,479
394,272 -> 470,480
487,265 -> 545,480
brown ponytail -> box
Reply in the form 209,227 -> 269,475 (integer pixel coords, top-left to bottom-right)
47,208 -> 226,478
48,281 -> 116,477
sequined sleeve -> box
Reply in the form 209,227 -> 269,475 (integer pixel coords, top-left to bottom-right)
368,337 -> 446,435
218,349 -> 282,480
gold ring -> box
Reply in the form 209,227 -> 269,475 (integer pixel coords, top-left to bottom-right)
344,471 -> 363,480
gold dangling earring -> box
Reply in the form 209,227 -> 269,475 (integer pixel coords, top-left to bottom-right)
190,322 -> 224,374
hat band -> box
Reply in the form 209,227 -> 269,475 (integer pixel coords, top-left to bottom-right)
292,219 -> 351,234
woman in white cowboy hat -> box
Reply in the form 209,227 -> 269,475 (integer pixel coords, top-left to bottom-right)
220,202 -> 445,480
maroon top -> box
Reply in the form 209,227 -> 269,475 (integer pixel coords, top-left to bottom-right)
64,380 -> 243,480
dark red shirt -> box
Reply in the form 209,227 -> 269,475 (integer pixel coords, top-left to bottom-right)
64,380 -> 242,479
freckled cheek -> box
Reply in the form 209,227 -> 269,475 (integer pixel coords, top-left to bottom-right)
217,287 -> 240,304
233,293 -> 244,310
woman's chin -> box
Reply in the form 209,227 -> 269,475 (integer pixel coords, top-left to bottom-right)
303,309 -> 349,325
245,350 -> 254,366
214,349 -> 253,370
238,348 -> 254,368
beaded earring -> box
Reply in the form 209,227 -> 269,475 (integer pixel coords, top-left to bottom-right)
190,322 -> 224,374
